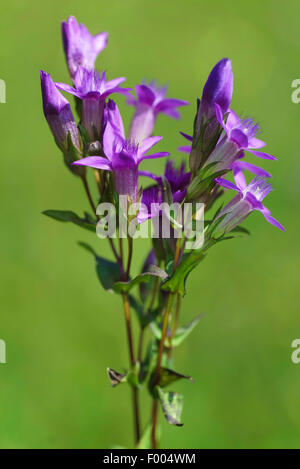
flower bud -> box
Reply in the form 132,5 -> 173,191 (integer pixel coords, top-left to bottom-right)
41,71 -> 80,154
190,59 -> 233,173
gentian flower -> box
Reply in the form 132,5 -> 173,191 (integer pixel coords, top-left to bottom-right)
62,16 -> 108,81
203,105 -> 277,173
214,174 -> 284,233
189,58 -> 233,172
40,71 -> 80,154
72,101 -> 169,201
197,58 -> 233,122
128,81 -> 189,143
140,160 -> 191,204
56,67 -> 130,141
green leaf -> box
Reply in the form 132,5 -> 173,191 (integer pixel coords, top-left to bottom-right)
43,210 -> 96,233
150,314 -> 203,348
186,163 -> 228,201
230,225 -> 250,235
135,422 -> 161,449
79,242 -> 120,292
107,368 -> 127,387
113,266 -> 168,294
172,314 -> 204,347
135,424 -> 152,449
156,387 -> 184,427
129,296 -> 160,329
161,238 -> 218,296
158,367 -> 193,388
161,250 -> 206,296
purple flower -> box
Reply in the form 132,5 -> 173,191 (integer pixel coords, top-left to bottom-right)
56,68 -> 130,141
203,105 -> 277,174
128,81 -> 189,143
40,70 -> 80,154
198,58 -> 233,121
140,160 -> 191,204
214,174 -> 284,233
189,58 -> 233,173
72,101 -> 169,201
62,16 -> 108,81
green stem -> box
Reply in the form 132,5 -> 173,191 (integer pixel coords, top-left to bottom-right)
81,174 -> 96,214
151,293 -> 174,449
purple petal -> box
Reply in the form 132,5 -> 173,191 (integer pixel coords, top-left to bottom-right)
248,150 -> 278,161
233,168 -> 247,191
214,103 -> 226,129
101,86 -> 131,99
262,212 -> 285,231
106,100 -> 125,139
155,98 -> 189,117
138,136 -> 162,156
178,145 -> 191,154
135,84 -> 156,106
41,71 -> 70,113
159,108 -> 181,119
180,131 -> 193,142
55,82 -> 81,98
138,151 -> 169,162
93,32 -> 108,54
245,192 -> 265,211
230,129 -> 248,149
215,177 -> 240,192
226,109 -> 240,130
72,156 -> 111,170
103,122 -> 119,161
232,160 -> 271,178
105,77 -> 127,89
249,137 -> 266,149
139,170 -> 161,182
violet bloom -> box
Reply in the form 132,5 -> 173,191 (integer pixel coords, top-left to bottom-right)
198,58 -> 233,122
214,175 -> 284,234
73,101 -> 169,201
56,67 -> 130,141
128,81 -> 189,143
40,70 -> 80,154
137,160 -> 191,224
62,16 -> 108,81
203,105 -> 277,174
140,160 -> 191,204
189,58 -> 233,172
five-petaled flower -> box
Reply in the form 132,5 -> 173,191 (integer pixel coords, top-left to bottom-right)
56,68 -> 130,141
62,16 -> 108,81
40,70 -> 80,154
128,81 -> 189,143
73,101 -> 169,201
214,175 -> 284,233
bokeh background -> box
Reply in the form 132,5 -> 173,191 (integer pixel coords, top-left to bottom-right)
0,0 -> 299,449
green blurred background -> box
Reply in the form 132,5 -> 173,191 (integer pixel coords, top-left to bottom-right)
0,0 -> 299,449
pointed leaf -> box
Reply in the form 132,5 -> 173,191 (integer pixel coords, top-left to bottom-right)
172,314 -> 204,347
157,387 -> 184,427
161,251 -> 206,296
107,368 -> 127,387
136,423 -> 161,449
79,242 -> 120,292
43,210 -> 96,233
158,367 -> 193,388
230,226 -> 250,235
113,266 -> 168,294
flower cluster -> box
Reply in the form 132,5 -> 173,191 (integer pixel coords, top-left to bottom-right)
41,16 -> 284,450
